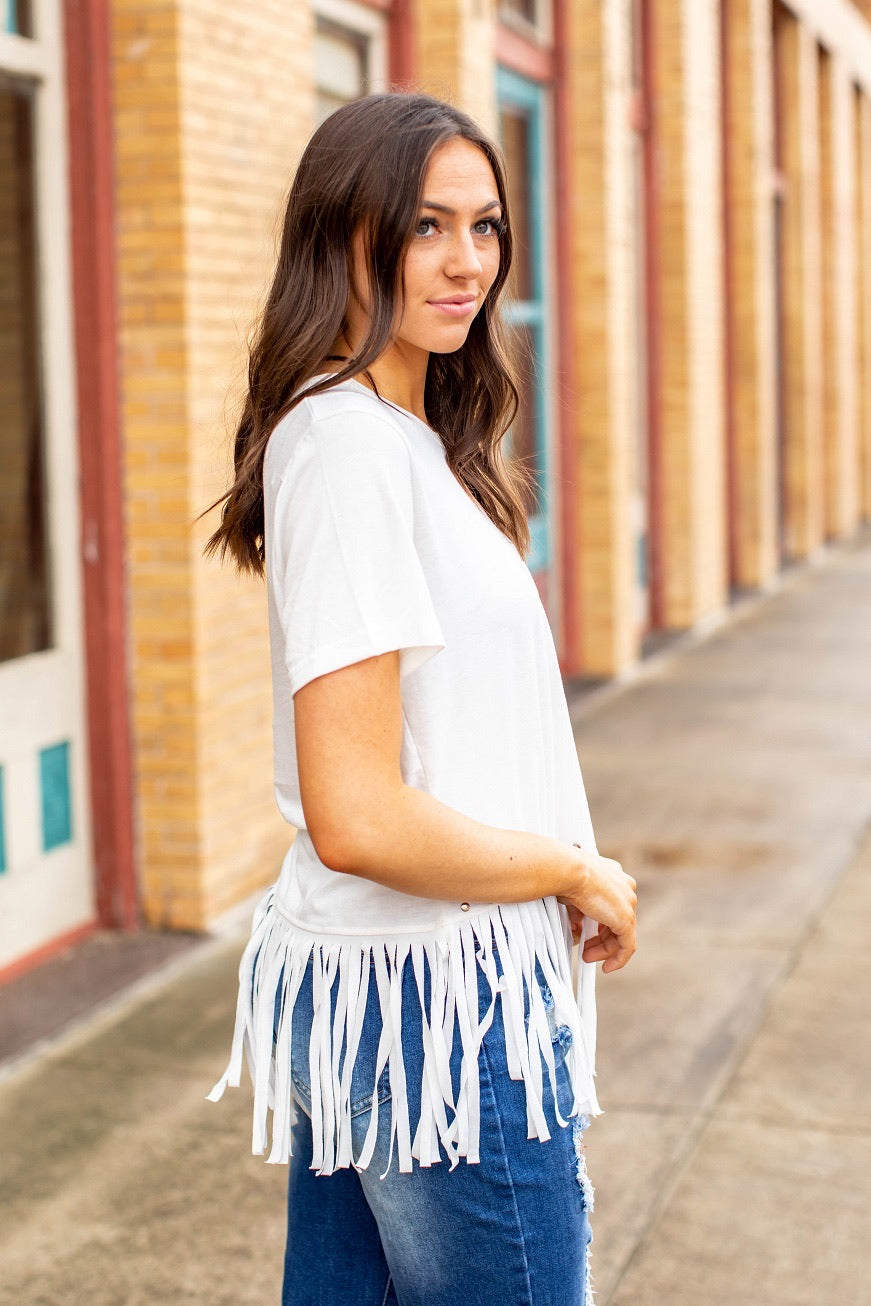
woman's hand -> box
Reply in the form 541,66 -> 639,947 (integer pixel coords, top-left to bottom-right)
557,851 -> 637,973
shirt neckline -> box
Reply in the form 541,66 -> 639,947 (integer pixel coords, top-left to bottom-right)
305,372 -> 446,454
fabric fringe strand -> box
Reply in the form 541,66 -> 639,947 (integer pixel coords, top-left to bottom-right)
207,888 -> 601,1177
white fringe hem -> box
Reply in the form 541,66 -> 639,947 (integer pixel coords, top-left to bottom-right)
207,888 -> 601,1177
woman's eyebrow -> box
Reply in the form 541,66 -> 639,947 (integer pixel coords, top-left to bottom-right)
420,200 -> 503,215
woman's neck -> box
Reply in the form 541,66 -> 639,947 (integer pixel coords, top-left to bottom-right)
319,348 -> 429,425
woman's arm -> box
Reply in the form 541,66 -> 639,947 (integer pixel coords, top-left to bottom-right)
294,648 -> 637,972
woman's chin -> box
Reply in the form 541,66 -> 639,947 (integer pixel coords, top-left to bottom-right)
420,328 -> 474,355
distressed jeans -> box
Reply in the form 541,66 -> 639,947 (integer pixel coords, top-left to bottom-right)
277,942 -> 595,1306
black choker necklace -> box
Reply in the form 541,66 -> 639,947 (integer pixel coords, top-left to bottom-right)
320,358 -> 378,393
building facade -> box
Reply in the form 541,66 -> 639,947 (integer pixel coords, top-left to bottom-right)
1,0 -> 870,974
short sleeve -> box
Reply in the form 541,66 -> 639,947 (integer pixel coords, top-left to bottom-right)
267,409 -> 446,696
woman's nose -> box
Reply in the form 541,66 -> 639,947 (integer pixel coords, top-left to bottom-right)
444,231 -> 484,278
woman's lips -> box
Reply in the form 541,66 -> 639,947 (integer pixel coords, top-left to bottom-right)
428,299 -> 476,316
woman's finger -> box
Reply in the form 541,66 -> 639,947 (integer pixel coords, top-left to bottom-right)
582,931 -> 620,963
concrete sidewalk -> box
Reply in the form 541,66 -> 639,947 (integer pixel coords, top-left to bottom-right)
1,536 -> 869,1306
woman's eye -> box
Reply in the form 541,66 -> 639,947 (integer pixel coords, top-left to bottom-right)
416,216 -> 505,238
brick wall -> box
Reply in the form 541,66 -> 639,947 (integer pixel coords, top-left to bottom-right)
414,0 -> 497,133
178,0 -> 315,921
111,0 -> 311,927
106,0 -> 871,926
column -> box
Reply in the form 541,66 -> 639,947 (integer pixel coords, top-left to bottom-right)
562,0 -> 638,676
649,0 -> 728,626
721,0 -> 778,587
820,50 -> 859,539
773,5 -> 825,559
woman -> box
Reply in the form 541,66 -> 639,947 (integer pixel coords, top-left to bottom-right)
205,91 -> 637,1306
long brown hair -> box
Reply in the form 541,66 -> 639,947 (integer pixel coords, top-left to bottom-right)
201,91 -> 534,575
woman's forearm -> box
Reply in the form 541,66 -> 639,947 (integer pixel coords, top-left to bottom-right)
309,778 -> 636,969
294,650 -> 636,967
317,780 -> 589,908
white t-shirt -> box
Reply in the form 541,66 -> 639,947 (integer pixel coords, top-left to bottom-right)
209,373 -> 602,1175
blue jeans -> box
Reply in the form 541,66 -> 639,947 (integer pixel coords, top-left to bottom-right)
277,944 -> 594,1306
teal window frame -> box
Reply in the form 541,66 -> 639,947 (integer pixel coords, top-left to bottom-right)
496,66 -> 553,574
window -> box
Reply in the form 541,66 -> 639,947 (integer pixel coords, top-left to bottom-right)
3,1 -> 32,37
314,0 -> 387,126
497,0 -> 552,44
497,68 -> 553,573
0,76 -> 49,662
315,19 -> 369,119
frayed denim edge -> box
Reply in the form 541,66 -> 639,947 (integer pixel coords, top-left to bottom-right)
571,1113 -> 595,1306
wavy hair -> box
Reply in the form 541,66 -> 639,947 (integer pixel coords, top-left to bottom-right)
201,91 -> 534,575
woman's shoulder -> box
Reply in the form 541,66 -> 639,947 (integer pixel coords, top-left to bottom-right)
264,375 -> 410,484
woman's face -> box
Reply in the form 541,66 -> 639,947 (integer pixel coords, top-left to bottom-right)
348,137 -> 504,359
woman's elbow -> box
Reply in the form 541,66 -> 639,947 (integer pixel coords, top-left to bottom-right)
304,804 -> 391,876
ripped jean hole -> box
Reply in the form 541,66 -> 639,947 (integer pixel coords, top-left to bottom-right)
571,1113 -> 595,1211
554,1022 -> 573,1051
